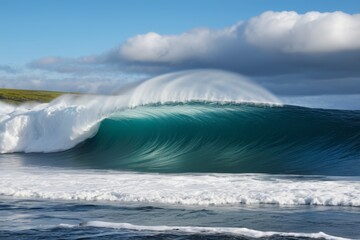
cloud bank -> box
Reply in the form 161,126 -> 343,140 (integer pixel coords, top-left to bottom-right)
16,11 -> 360,96
0,65 -> 17,74
111,11 -> 360,79
116,11 -> 360,62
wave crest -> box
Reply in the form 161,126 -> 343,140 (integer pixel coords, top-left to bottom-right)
0,69 -> 281,153
128,69 -> 282,107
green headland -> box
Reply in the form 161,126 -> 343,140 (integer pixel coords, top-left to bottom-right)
0,88 -> 65,105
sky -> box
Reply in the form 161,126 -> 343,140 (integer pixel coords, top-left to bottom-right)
1,0 -> 360,103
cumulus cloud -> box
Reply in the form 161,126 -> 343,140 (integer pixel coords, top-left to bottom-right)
117,28 -> 235,63
27,11 -> 360,95
244,11 -> 360,53
112,11 -> 360,62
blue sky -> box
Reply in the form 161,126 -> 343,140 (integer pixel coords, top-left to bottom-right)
1,0 -> 359,64
0,0 -> 360,103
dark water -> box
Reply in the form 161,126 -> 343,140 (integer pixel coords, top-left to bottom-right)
1,197 -> 359,239
13,104 -> 360,175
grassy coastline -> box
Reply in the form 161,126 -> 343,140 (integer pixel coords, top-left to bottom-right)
0,88 -> 65,105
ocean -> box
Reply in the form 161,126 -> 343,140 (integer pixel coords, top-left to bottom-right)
0,70 -> 359,239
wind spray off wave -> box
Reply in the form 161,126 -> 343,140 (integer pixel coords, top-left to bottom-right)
127,70 -> 281,107
0,70 -> 281,153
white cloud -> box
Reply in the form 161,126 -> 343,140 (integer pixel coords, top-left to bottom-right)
118,27 -> 235,63
31,11 -> 360,71
115,11 -> 360,64
25,11 -> 360,96
245,11 -> 360,53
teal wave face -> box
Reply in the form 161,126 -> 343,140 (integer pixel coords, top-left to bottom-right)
18,103 -> 360,175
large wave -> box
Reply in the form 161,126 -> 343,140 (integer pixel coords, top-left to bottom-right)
0,70 -> 280,153
1,103 -> 359,175
0,70 -> 359,175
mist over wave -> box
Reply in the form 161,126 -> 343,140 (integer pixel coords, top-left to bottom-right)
127,70 -> 281,107
0,70 -> 280,154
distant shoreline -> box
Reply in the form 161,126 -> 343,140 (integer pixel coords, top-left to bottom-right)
0,88 -> 69,104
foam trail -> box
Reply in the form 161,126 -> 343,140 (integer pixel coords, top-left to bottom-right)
81,221 -> 350,240
0,69 -> 281,153
1,166 -> 359,207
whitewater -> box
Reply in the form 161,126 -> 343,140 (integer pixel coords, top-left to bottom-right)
0,70 -> 359,239
0,70 -> 281,153
1,167 -> 359,206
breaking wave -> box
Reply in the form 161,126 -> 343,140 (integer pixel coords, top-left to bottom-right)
0,69 -> 281,153
0,70 -> 359,175
1,168 -> 359,207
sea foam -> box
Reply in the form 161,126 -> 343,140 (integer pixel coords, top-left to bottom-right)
79,221 -> 350,240
1,167 -> 359,207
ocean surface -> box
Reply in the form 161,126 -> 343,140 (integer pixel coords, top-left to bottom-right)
0,70 -> 359,239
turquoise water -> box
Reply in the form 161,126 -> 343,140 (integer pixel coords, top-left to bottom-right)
17,103 -> 360,175
1,103 -> 359,239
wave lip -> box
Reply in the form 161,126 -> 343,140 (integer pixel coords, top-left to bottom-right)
80,221 -> 350,240
0,69 -> 282,154
128,69 -> 282,107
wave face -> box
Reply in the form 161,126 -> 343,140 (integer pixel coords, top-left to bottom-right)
0,69 -> 281,153
2,103 -> 360,175
15,103 -> 356,176
0,70 -> 359,175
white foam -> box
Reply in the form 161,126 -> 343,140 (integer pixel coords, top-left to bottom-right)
0,167 -> 359,207
80,221 -> 350,240
0,95 -> 128,153
0,70 -> 281,153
